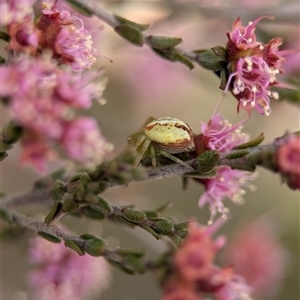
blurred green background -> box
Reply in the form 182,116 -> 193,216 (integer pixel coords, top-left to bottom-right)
1,0 -> 299,299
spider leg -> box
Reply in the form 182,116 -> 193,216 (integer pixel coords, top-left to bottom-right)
134,138 -> 151,167
149,145 -> 157,168
160,150 -> 195,171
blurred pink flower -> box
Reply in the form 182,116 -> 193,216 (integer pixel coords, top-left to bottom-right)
163,277 -> 202,300
196,114 -> 256,223
0,55 -> 111,171
36,1 -> 97,72
174,220 -> 225,282
28,236 -> 111,300
7,15 -> 40,54
1,55 -> 102,137
0,0 -> 35,26
166,220 -> 253,300
276,134 -> 300,190
61,117 -> 113,166
20,132 -> 58,173
223,219 -> 289,298
226,17 -> 287,116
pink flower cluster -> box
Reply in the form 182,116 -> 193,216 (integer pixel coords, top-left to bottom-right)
4,0 -> 98,72
28,236 -> 111,300
195,114 -> 256,224
0,55 -> 112,172
276,134 -> 300,190
226,16 -> 287,116
223,219 -> 288,298
163,221 -> 252,300
0,1 -> 113,172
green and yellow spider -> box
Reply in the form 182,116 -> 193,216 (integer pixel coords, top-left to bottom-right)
128,117 -> 195,169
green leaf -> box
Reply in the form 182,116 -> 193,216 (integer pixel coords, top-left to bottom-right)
140,224 -> 161,240
234,133 -> 265,149
62,198 -> 79,213
80,206 -> 105,219
146,35 -> 183,50
64,240 -> 85,256
152,48 -> 194,69
50,180 -> 65,201
116,248 -> 145,258
97,196 -> 113,214
0,31 -> 10,42
44,202 -> 63,224
122,208 -> 147,223
151,217 -> 175,235
80,234 -> 106,256
115,24 -> 144,46
193,49 -> 225,71
192,150 -> 220,173
38,232 -> 61,243
0,208 -> 12,223
225,149 -> 249,159
115,15 -> 149,31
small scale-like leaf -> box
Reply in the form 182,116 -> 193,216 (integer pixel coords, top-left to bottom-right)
115,24 -> 144,46
146,35 -> 182,50
234,133 -> 265,149
115,15 -> 149,31
38,232 -> 61,243
225,149 -> 249,159
44,202 -> 63,224
64,240 -> 85,256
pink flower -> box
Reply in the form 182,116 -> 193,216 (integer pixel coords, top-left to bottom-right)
200,114 -> 249,153
28,236 -> 111,300
174,221 -> 226,282
61,117 -> 113,166
196,114 -> 256,223
0,0 -> 35,26
199,167 -> 256,224
7,15 -> 40,54
276,134 -> 300,190
227,16 -> 272,52
226,17 -> 287,116
223,219 -> 288,298
0,55 -> 111,171
163,278 -> 202,300
1,55 -> 102,138
36,1 -> 97,72
20,132 -> 58,173
167,220 -> 253,300
216,274 -> 252,300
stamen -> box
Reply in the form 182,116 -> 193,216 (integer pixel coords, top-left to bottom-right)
272,92 -> 279,99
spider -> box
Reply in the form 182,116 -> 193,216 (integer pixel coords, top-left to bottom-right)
128,117 -> 195,170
